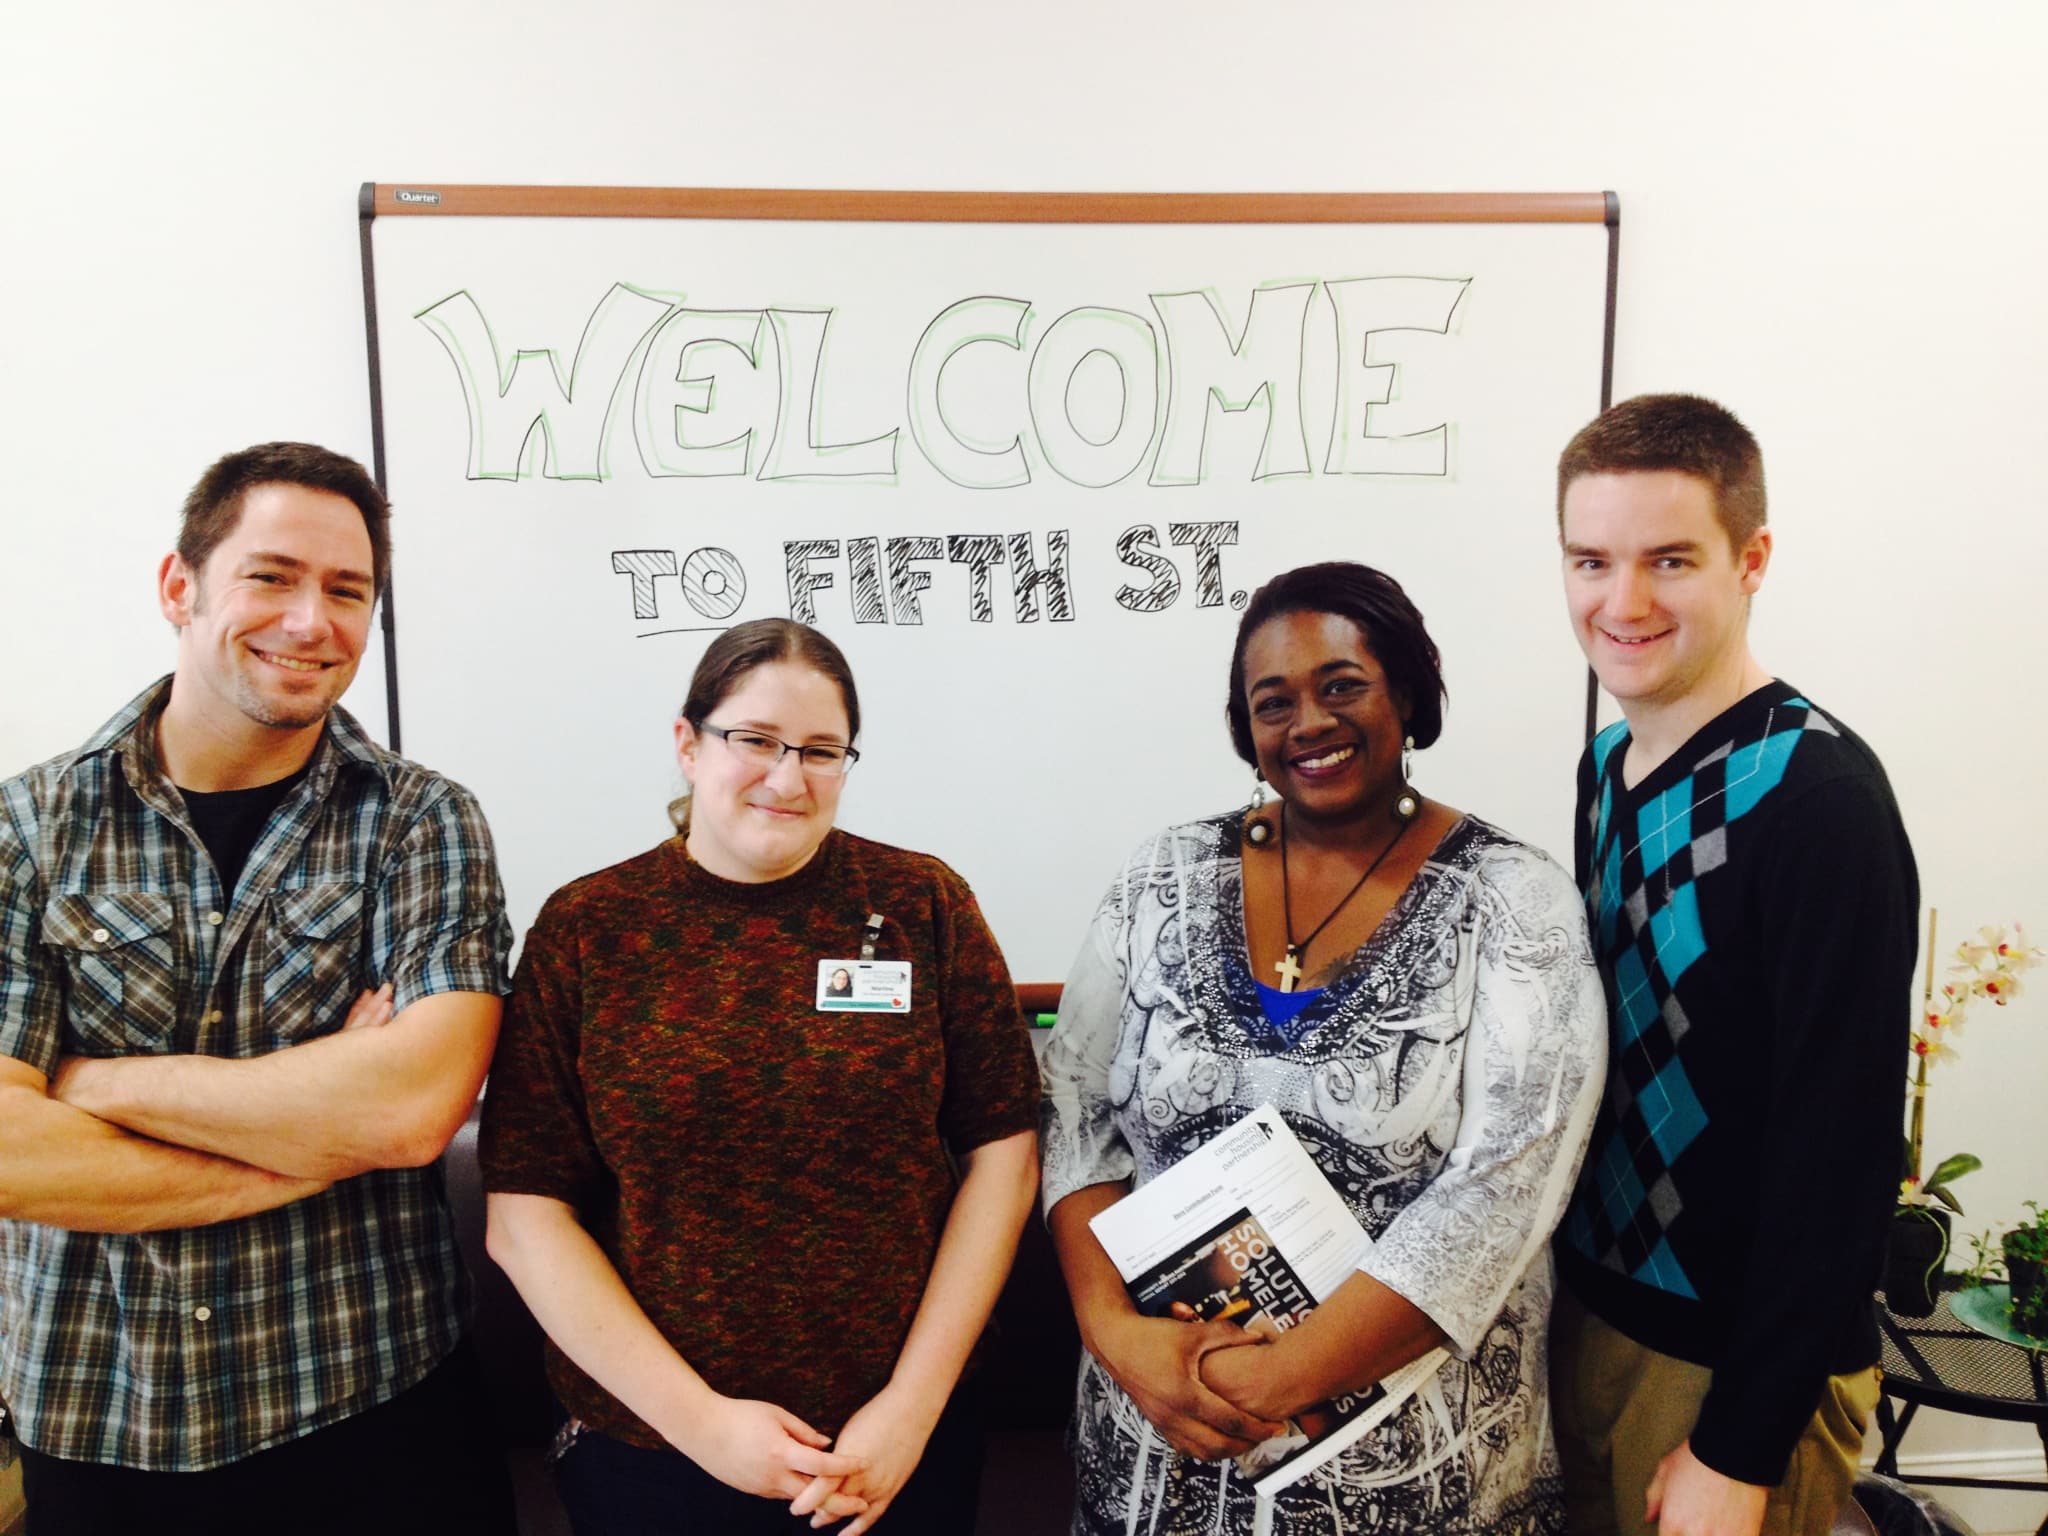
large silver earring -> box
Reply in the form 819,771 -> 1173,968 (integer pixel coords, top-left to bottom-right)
1394,735 -> 1420,822
1246,771 -> 1275,845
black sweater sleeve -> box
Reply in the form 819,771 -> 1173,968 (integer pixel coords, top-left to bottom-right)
1688,772 -> 1917,1485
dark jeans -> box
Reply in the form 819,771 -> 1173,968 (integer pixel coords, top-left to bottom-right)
19,1340 -> 515,1536
555,1383 -> 986,1536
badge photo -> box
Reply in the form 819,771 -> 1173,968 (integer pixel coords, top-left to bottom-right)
816,959 -> 913,1012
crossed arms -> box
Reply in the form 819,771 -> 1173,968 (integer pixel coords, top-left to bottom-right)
0,988 -> 500,1234
0,772 -> 506,1235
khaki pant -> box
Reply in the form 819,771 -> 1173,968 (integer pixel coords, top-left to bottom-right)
1552,1291 -> 1877,1536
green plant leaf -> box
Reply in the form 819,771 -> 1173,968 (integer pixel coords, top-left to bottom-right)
1926,1153 -> 1982,1188
2008,1226 -> 2048,1262
1929,1185 -> 1964,1215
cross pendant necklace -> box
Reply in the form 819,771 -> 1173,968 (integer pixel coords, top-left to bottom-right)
1273,803 -> 1412,993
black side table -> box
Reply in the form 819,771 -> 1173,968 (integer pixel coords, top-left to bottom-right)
1874,1284 -> 2048,1536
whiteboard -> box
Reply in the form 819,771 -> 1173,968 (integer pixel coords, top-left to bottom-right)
363,188 -> 1615,980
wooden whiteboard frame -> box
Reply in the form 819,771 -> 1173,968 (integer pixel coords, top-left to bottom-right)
357,184 -> 1619,754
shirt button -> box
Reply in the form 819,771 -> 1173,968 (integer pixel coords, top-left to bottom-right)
206,911 -> 224,926
92,927 -> 111,943
193,1306 -> 213,1322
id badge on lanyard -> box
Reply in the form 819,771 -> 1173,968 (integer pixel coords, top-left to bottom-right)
817,912 -> 911,1012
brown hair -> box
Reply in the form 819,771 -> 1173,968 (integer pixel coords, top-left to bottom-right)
178,443 -> 392,595
668,618 -> 862,832
1225,562 -> 1446,764
1556,394 -> 1766,548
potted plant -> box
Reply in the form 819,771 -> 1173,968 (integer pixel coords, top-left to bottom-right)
1888,915 -> 2040,1316
1887,1157 -> 1971,1316
2003,1203 -> 2048,1337
1952,1227 -> 2007,1289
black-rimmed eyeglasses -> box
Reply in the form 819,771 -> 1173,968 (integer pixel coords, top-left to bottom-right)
696,723 -> 860,777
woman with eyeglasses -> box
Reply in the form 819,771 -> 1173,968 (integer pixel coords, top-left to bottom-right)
480,618 -> 1040,1535
1041,563 -> 1606,1535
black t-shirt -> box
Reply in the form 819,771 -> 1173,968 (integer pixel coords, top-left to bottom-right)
179,765 -> 309,896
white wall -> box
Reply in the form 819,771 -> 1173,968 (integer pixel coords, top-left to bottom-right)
6,0 -> 2045,1502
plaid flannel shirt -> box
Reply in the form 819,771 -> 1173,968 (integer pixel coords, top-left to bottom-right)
0,679 -> 512,1470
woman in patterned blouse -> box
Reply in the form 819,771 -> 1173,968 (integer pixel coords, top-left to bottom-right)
1042,563 -> 1609,1536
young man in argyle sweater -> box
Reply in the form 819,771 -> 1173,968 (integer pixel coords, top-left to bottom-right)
1549,396 -> 1918,1536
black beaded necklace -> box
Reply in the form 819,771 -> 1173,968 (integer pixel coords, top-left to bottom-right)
1272,803 -> 1412,993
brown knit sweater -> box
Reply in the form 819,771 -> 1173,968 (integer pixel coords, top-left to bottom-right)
478,830 -> 1040,1445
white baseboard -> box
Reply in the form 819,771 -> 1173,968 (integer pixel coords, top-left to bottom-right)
1868,1447 -> 2047,1480
1863,1446 -> 2047,1535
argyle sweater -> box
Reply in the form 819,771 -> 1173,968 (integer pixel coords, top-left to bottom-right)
1556,682 -> 1917,1487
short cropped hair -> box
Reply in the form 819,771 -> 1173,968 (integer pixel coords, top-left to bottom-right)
1225,562 -> 1446,763
1556,394 -> 1767,548
178,443 -> 391,596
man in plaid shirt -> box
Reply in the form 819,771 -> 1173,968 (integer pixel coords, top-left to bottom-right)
0,444 -> 517,1533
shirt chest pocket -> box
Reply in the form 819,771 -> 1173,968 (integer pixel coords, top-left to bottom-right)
41,891 -> 181,1053
262,883 -> 367,1046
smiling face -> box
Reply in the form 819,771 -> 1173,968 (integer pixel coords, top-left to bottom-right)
1561,469 -> 1771,723
161,481 -> 376,746
674,660 -> 852,883
1240,610 -> 1407,830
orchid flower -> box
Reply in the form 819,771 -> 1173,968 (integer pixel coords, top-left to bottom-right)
1902,916 -> 2036,1215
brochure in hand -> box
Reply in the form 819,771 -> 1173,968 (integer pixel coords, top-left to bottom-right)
1087,1103 -> 1448,1496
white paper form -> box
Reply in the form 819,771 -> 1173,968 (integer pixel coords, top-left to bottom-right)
1086,1103 -> 1450,1508
1087,1103 -> 1367,1302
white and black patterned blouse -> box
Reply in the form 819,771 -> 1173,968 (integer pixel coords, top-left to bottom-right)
1042,812 -> 1607,1536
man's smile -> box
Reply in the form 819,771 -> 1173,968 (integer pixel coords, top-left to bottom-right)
253,649 -> 336,672
1597,627 -> 1672,648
